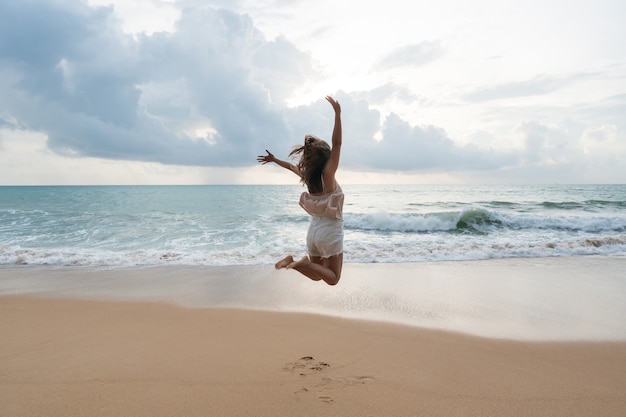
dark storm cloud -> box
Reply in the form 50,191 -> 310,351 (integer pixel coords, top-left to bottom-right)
0,1 -> 310,166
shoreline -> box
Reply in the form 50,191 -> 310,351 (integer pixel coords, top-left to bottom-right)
1,255 -> 626,341
2,295 -> 625,417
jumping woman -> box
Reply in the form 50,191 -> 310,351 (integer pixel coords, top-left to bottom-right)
257,96 -> 344,285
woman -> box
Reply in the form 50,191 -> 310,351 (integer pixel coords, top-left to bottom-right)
257,96 -> 343,285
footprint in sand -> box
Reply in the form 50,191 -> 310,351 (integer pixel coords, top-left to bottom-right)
285,356 -> 376,404
317,394 -> 334,403
284,356 -> 331,376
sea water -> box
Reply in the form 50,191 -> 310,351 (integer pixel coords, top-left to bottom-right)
1,184 -> 625,267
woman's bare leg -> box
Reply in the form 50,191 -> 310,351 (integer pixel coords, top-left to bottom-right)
287,253 -> 343,286
325,253 -> 343,284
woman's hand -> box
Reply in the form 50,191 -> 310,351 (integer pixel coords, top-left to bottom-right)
325,96 -> 341,114
257,150 -> 300,176
257,150 -> 276,165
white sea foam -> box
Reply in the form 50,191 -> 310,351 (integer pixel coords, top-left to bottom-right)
1,184 -> 625,266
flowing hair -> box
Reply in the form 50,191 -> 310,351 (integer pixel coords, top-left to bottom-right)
289,134 -> 331,194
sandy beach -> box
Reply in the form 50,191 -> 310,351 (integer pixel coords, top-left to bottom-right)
1,296 -> 625,417
1,258 -> 626,416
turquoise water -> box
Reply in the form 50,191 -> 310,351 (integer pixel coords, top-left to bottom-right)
1,184 -> 625,266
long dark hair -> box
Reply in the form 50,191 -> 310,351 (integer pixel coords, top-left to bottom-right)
289,134 -> 331,194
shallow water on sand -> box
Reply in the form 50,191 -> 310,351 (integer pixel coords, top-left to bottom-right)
2,256 -> 625,341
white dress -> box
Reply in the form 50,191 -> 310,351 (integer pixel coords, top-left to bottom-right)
299,184 -> 344,258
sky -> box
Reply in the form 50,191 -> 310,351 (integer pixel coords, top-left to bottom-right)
0,0 -> 624,185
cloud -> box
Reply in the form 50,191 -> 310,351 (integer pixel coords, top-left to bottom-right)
508,117 -> 626,182
515,120 -> 573,165
352,83 -> 419,105
251,35 -> 319,103
360,113 -> 517,171
1,0 -> 624,184
375,41 -> 443,70
463,73 -> 595,102
285,94 -> 515,173
3,1 -> 492,174
577,93 -> 626,129
0,1 -> 316,167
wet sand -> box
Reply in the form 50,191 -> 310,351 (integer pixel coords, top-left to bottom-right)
1,258 -> 626,416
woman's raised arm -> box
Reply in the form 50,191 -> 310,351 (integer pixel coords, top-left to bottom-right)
323,96 -> 342,190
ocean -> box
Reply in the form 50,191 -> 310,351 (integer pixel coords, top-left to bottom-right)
1,184 -> 625,267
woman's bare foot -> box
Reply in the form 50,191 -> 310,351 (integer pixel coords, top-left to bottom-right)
286,256 -> 309,269
275,255 -> 294,269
